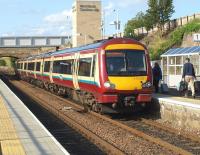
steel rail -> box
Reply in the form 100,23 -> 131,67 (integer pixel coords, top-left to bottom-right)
141,118 -> 200,144
14,80 -> 192,155
11,80 -> 125,155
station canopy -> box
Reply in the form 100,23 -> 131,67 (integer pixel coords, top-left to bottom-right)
161,46 -> 200,57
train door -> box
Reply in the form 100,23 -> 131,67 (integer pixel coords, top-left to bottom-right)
90,54 -> 97,85
34,61 -> 37,79
72,53 -> 80,90
49,57 -> 54,83
25,61 -> 28,77
41,58 -> 45,81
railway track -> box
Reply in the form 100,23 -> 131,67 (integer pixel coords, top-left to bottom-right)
7,79 -> 200,155
115,117 -> 200,155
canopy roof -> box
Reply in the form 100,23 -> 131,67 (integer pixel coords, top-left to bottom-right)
161,46 -> 200,57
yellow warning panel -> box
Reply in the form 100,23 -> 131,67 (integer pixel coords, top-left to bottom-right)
1,140 -> 26,155
0,96 -> 26,155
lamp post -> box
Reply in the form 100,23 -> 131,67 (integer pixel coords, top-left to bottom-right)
101,9 -> 106,39
110,9 -> 121,37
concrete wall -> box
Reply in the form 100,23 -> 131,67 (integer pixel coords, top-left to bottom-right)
0,66 -> 15,75
153,95 -> 200,132
134,13 -> 200,36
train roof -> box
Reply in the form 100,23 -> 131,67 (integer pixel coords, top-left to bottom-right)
50,40 -> 106,57
20,38 -> 143,61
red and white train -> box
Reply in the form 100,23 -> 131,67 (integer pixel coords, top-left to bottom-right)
16,38 -> 153,113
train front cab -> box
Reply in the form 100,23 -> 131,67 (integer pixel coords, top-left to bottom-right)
98,42 -> 153,110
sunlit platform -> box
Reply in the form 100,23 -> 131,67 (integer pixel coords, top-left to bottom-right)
0,79 -> 69,155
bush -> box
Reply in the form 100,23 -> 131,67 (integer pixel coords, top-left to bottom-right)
0,60 -> 6,66
150,19 -> 200,60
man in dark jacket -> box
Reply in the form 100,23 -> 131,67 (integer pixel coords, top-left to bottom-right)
182,58 -> 196,98
152,62 -> 162,93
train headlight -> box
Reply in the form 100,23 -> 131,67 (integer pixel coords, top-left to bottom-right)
104,81 -> 115,89
142,81 -> 152,88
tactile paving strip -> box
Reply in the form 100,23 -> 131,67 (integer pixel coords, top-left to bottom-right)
0,96 -> 26,155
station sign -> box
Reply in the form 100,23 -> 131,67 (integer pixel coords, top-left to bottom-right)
193,33 -> 200,42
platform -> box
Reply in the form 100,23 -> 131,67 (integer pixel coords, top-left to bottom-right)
0,79 -> 69,155
153,93 -> 200,132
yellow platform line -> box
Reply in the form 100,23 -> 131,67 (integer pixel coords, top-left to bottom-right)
0,96 -> 26,155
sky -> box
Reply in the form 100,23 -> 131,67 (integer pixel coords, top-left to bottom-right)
0,0 -> 200,37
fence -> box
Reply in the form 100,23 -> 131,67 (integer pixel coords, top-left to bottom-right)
133,13 -> 200,35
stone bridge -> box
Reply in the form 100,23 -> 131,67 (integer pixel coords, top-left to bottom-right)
0,47 -> 56,59
0,36 -> 71,59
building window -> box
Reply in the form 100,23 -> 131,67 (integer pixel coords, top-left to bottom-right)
176,56 -> 182,65
169,57 -> 175,65
176,66 -> 182,75
36,62 -> 41,71
162,57 -> 167,75
169,66 -> 175,75
44,61 -> 50,72
53,60 -> 72,74
78,58 -> 92,76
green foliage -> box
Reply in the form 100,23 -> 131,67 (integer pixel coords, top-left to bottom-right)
0,57 -> 17,67
124,0 -> 174,36
145,0 -> 159,29
145,0 -> 174,31
124,11 -> 145,37
0,59 -> 6,66
150,19 -> 200,60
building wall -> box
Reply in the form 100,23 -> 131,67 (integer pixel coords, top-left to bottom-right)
133,13 -> 200,36
72,0 -> 101,47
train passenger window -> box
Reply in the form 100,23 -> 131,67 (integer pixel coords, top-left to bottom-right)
61,60 -> 72,74
17,63 -> 20,69
78,58 -> 92,77
36,62 -> 41,71
28,62 -> 34,70
53,60 -> 72,74
24,63 -> 27,70
44,61 -> 50,72
53,61 -> 62,73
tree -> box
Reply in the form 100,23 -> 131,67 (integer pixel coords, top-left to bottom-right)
159,0 -> 174,30
0,59 -> 6,66
124,12 -> 145,37
145,0 -> 174,31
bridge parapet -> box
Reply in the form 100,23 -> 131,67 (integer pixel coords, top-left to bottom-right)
0,36 -> 71,48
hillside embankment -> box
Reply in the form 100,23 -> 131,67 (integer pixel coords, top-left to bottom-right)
141,19 -> 200,60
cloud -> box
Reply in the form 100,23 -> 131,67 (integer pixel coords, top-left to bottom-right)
18,9 -> 73,36
105,0 -> 146,9
103,2 -> 114,16
44,9 -> 72,25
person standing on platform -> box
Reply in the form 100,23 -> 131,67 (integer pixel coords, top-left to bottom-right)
182,58 -> 196,98
152,62 -> 162,93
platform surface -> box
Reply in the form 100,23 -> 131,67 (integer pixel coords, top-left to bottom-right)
0,79 -> 69,155
153,93 -> 200,108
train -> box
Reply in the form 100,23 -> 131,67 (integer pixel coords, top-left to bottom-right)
16,38 -> 153,113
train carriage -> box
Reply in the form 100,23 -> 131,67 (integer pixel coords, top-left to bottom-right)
16,38 -> 153,113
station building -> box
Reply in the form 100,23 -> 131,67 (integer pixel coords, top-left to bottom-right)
161,46 -> 200,88
72,0 -> 101,47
